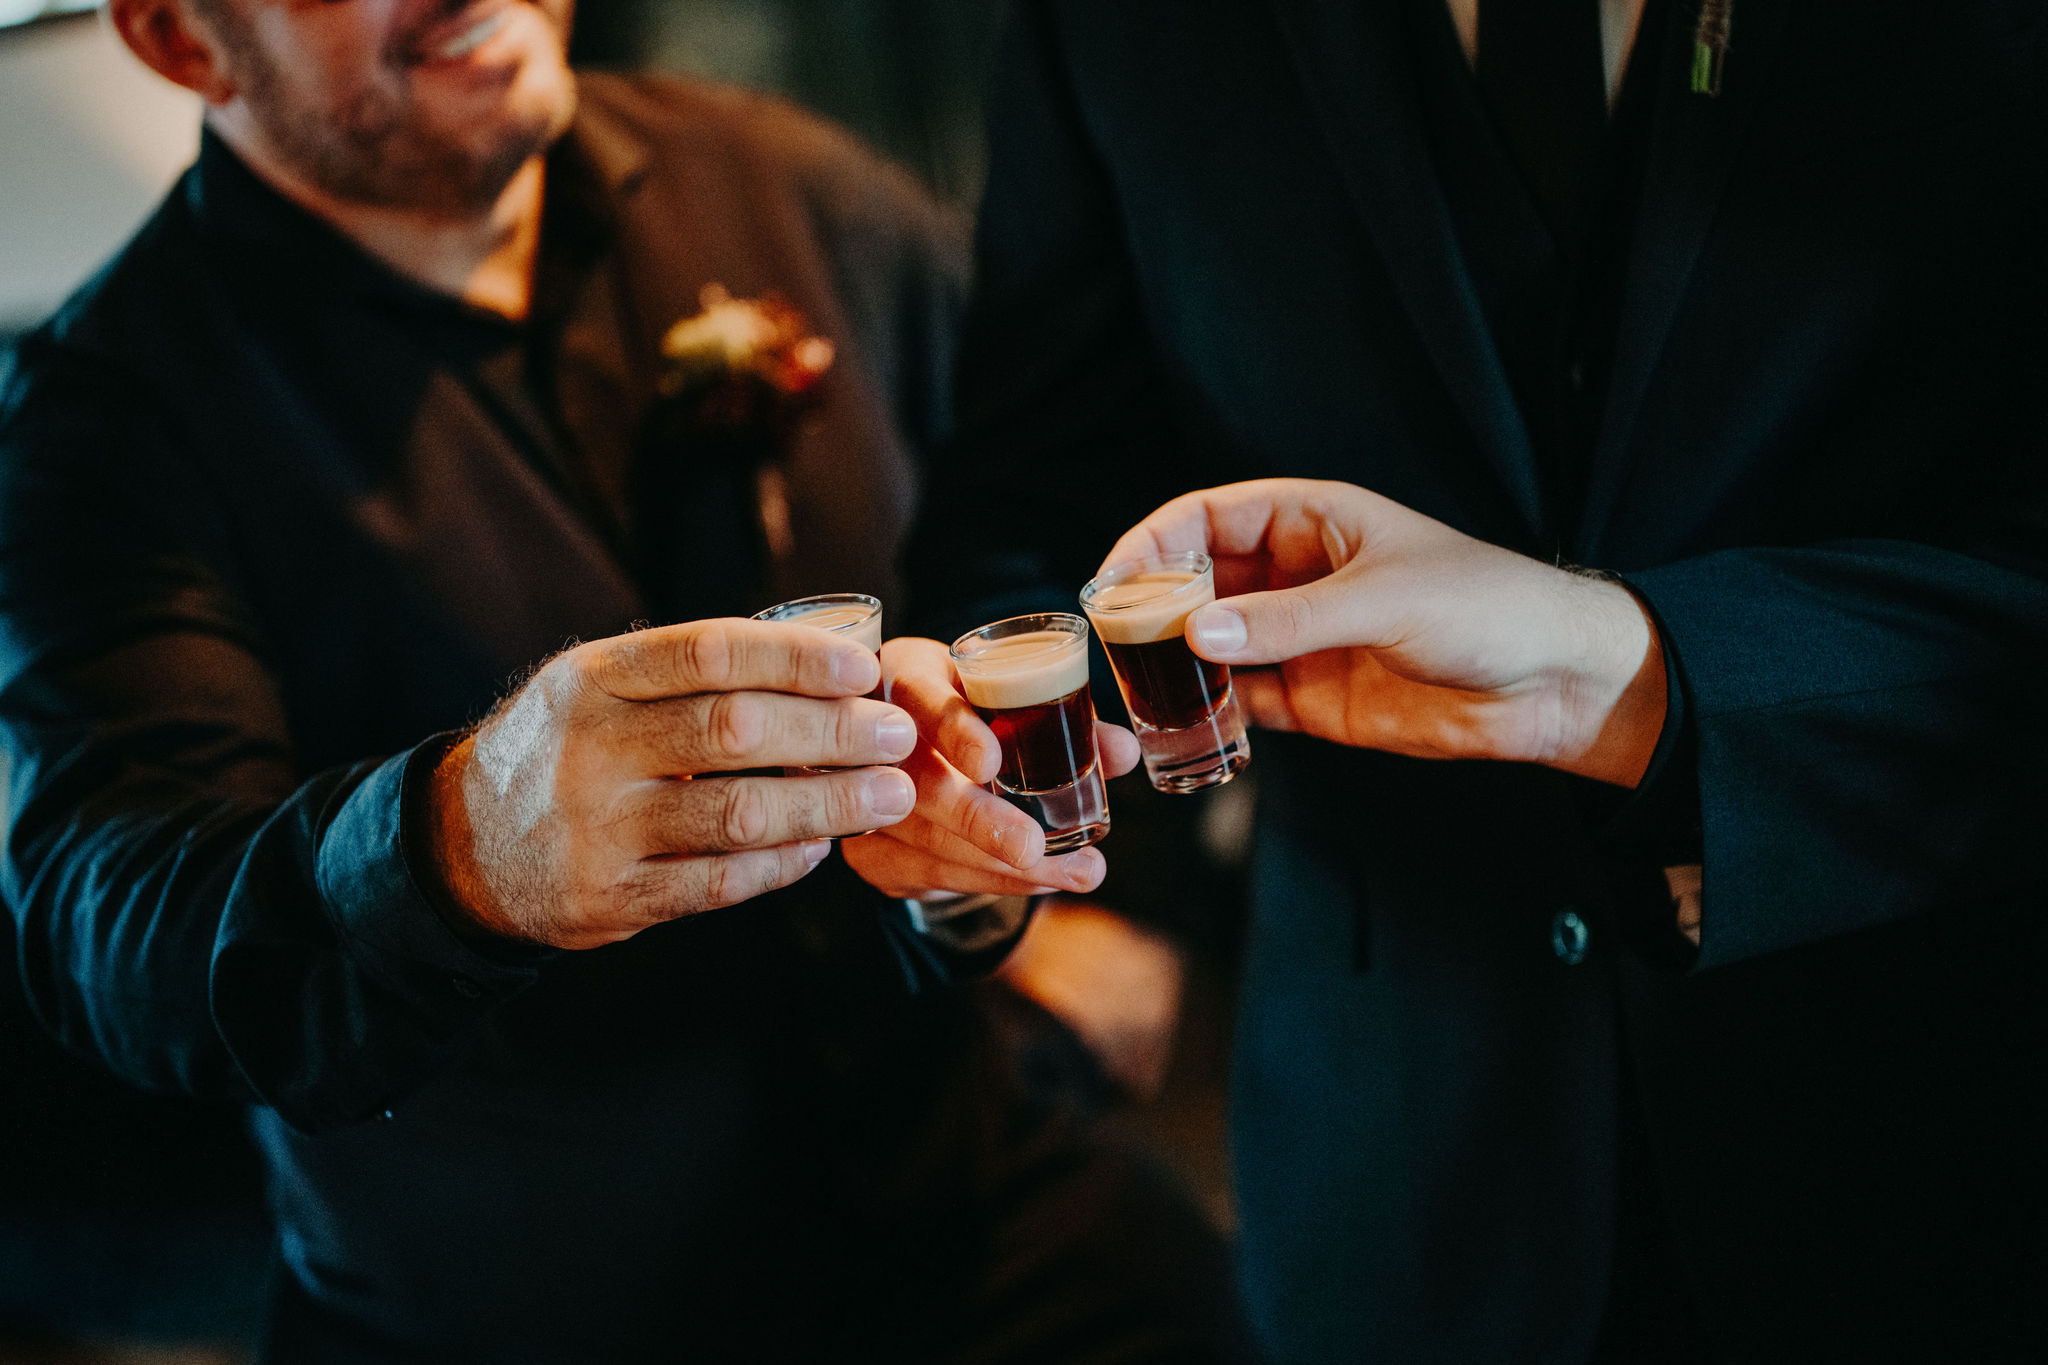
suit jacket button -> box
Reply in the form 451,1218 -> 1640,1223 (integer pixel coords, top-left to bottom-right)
1550,909 -> 1590,965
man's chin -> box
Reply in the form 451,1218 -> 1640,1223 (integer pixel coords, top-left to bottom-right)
426,71 -> 577,211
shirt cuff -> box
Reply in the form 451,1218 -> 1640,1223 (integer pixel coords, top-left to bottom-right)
905,892 -> 1037,954
881,892 -> 1040,986
315,733 -> 552,1008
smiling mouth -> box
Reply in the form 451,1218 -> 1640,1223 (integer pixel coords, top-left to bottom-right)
434,9 -> 510,61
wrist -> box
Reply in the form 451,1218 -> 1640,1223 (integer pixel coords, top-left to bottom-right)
1560,575 -> 1668,788
423,734 -> 529,943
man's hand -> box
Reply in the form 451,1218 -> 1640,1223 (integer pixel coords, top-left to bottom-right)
427,619 -> 922,949
1105,479 -> 1668,787
840,637 -> 1141,898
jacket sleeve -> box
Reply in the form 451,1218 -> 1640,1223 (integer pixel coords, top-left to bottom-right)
1622,532 -> 2048,970
0,347 -> 546,1134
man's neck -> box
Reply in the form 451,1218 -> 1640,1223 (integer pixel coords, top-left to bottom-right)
208,117 -> 549,322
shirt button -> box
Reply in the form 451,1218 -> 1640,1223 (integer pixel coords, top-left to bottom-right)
1550,909 -> 1590,965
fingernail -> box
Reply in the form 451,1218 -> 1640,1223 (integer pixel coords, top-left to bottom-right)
992,821 -> 1036,870
1060,849 -> 1104,887
867,769 -> 916,819
972,741 -> 1004,786
832,647 -> 875,692
1189,606 -> 1247,655
802,839 -> 832,865
876,714 -> 917,756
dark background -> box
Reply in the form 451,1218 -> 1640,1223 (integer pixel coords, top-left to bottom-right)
577,0 -> 1009,208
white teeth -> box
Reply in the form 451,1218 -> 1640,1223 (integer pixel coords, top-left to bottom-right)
437,11 -> 508,60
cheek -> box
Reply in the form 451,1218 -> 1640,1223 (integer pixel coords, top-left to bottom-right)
243,8 -> 396,113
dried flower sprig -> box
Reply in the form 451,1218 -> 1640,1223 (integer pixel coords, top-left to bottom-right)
1692,0 -> 1734,97
659,284 -> 835,435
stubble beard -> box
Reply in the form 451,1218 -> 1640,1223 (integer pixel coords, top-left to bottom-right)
260,69 -> 576,216
212,3 -> 579,217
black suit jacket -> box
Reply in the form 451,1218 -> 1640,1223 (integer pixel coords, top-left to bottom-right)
913,2 -> 2048,1359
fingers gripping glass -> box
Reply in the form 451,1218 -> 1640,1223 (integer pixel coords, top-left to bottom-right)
1080,551 -> 1250,794
752,593 -> 883,776
948,613 -> 1110,854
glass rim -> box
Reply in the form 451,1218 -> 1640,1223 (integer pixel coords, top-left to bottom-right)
948,611 -> 1090,670
1078,549 -> 1214,614
751,592 -> 882,630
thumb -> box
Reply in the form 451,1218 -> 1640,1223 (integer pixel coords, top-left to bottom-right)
1185,576 -> 1378,665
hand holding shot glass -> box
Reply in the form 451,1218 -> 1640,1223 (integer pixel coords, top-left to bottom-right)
838,627 -> 1135,902
1099,479 -> 1668,787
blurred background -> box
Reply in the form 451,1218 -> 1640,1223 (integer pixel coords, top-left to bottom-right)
0,6 -> 1245,1362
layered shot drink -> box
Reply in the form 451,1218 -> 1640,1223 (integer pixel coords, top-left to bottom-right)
753,592 -> 884,658
948,613 -> 1110,853
752,593 -> 883,775
1080,551 -> 1250,793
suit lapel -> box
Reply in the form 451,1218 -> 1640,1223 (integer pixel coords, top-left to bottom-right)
1268,0 -> 1547,544
1579,0 -> 1790,555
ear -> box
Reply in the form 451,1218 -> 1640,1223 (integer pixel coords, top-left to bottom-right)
107,0 -> 238,106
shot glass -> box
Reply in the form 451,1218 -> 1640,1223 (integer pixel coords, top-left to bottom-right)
752,592 -> 883,775
948,613 -> 1110,854
1079,550 -> 1250,793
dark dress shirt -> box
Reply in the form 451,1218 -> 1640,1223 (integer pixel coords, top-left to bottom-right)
0,74 -> 1084,1363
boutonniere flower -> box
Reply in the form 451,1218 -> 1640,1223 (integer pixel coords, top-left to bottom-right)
656,285 -> 834,564
1691,0 -> 1732,97
658,283 -> 835,439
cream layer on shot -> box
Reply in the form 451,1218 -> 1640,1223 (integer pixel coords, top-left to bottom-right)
782,602 -> 884,652
1084,570 -> 1214,645
954,632 -> 1091,710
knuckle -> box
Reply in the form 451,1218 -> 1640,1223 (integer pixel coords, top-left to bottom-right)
675,626 -> 731,691
830,699 -> 866,758
770,843 -> 815,894
707,692 -> 764,760
1279,590 -> 1317,644
563,645 -> 615,700
827,774 -> 870,832
756,850 -> 801,901
699,857 -> 737,910
717,781 -> 771,847
616,872 -> 675,930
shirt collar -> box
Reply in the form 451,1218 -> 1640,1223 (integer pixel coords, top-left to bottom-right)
569,88 -> 652,198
